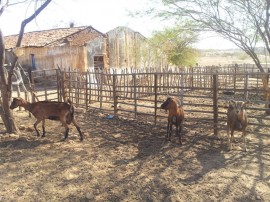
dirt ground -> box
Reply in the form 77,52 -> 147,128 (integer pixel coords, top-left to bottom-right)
0,106 -> 269,202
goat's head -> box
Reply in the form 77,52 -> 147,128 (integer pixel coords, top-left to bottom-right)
229,100 -> 248,117
161,97 -> 176,110
10,97 -> 24,109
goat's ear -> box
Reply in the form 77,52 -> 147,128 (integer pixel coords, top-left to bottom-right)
229,100 -> 235,106
242,100 -> 250,108
244,100 -> 250,105
12,97 -> 19,102
228,100 -> 236,109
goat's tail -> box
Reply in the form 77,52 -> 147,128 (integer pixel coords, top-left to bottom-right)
66,99 -> 74,124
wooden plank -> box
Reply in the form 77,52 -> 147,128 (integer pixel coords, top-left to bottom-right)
113,74 -> 118,115
133,74 -> 137,119
213,74 -> 218,135
154,74 -> 158,125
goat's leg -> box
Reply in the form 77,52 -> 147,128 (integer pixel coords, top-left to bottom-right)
176,125 -> 182,145
227,127 -> 231,151
166,122 -> 170,140
175,125 -> 178,139
34,119 -> 42,137
229,129 -> 234,151
61,122 -> 69,140
178,125 -> 183,145
72,119 -> 83,141
64,128 -> 69,140
42,119 -> 46,137
168,124 -> 172,141
242,129 -> 247,152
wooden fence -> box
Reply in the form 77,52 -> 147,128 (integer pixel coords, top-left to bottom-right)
29,65 -> 270,135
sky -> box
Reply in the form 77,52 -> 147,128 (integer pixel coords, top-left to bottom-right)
0,0 -> 238,49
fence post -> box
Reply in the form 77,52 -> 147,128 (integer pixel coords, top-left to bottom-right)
75,70 -> 79,105
180,73 -> 184,105
113,74 -> 118,115
100,73 -> 103,110
61,71 -> 67,102
233,66 -> 236,93
191,67 -> 194,88
133,74 -> 137,119
85,71 -> 89,110
244,71 -> 249,100
56,69 -> 61,102
154,73 -> 158,125
68,67 -> 71,102
44,70 -> 48,100
89,71 -> 92,104
213,73 -> 218,136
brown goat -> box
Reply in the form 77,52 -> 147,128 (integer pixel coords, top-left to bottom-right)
161,97 -> 185,144
10,97 -> 83,141
227,100 -> 248,151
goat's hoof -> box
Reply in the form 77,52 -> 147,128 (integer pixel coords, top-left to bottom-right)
61,138 -> 68,142
80,137 -> 83,141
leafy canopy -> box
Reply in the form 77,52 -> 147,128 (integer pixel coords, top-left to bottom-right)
148,26 -> 198,66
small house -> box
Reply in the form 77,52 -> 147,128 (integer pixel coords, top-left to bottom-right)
4,26 -> 107,72
4,26 -> 167,72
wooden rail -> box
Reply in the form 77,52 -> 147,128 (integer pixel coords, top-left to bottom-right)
28,65 -> 270,135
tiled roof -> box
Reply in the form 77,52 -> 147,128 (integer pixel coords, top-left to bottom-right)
47,27 -> 106,47
4,26 -> 104,49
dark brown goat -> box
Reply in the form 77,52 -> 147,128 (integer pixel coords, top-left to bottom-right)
161,97 -> 185,144
10,97 -> 83,141
227,100 -> 248,151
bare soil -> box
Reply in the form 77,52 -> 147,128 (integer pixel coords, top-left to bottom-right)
0,106 -> 269,202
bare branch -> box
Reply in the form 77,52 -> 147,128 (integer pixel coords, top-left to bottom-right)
145,0 -> 269,72
16,0 -> 52,47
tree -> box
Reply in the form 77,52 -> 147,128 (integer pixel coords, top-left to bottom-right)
0,0 -> 52,133
139,0 -> 270,112
141,0 -> 270,71
149,26 -> 198,66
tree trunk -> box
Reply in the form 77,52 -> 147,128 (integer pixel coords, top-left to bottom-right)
0,29 -> 18,133
249,53 -> 270,114
0,0 -> 51,134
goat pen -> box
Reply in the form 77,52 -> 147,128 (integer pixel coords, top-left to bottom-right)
27,65 -> 270,137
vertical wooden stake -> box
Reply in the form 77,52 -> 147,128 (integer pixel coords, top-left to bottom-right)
68,67 -> 71,102
244,71 -> 249,100
61,71 -> 66,102
100,73 -> 103,110
133,74 -> 137,119
113,74 -> 118,115
233,67 -> 236,94
191,67 -> 194,88
44,70 -> 47,100
85,71 -> 89,110
56,69 -> 61,102
213,73 -> 218,136
154,73 -> 158,125
89,71 -> 92,104
180,73 -> 184,105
